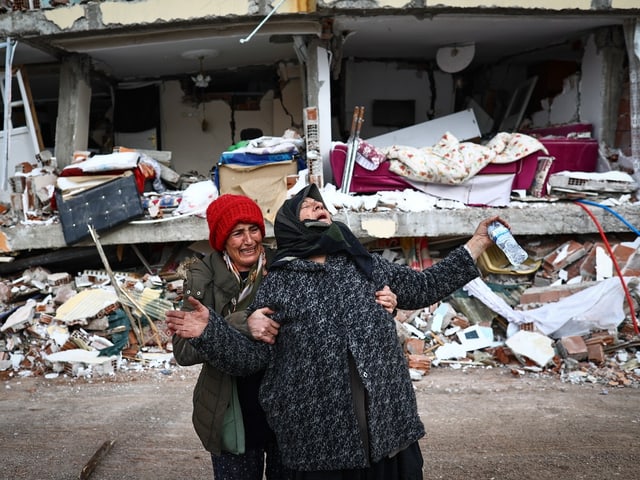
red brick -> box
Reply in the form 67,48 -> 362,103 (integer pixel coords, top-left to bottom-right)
587,343 -> 605,364
613,243 -> 635,265
539,290 -> 561,304
451,316 -> 470,329
621,249 -> 640,277
518,291 -> 540,304
405,338 -> 425,355
543,240 -> 587,275
518,282 -> 594,307
488,346 -> 518,365
585,331 -> 615,346
557,336 -> 588,361
407,354 -> 431,373
579,242 -> 605,280
564,259 -> 583,281
525,238 -> 566,260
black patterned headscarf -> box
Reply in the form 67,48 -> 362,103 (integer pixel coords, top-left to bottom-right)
270,184 -> 373,278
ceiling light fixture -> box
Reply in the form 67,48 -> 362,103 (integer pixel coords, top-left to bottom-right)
191,56 -> 211,88
181,49 -> 218,88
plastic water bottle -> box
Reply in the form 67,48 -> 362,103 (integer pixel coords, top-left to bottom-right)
487,221 -> 528,266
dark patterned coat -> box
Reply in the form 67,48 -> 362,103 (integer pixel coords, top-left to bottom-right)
190,246 -> 479,470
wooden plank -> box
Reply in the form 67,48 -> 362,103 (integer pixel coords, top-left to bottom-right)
79,439 -> 116,480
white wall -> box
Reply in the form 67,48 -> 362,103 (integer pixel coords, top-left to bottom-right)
157,42 -> 601,177
528,34 -> 601,133
343,59 -> 454,140
159,77 -> 303,176
529,74 -> 580,128
578,34 -> 604,139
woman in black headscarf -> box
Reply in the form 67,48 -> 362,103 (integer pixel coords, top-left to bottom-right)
175,184 -> 503,479
269,184 -> 374,277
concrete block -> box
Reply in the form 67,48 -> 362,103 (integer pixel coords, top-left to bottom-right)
505,330 -> 555,367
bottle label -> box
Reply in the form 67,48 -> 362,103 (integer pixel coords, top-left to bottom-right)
490,226 -> 509,242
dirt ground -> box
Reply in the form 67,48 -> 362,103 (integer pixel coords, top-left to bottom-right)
1,364 -> 639,480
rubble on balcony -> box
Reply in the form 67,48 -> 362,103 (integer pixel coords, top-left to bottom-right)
1,140 -> 639,385
3,140 -> 640,235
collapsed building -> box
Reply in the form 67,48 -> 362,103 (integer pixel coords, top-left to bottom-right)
0,1 -> 639,383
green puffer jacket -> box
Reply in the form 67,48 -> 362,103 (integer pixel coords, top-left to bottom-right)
172,248 -> 273,454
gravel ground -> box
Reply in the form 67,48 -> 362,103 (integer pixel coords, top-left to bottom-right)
1,364 -> 639,480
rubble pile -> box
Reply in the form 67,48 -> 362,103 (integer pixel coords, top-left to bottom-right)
0,266 -> 181,381
1,234 -> 639,388
397,300 -> 640,388
374,233 -> 640,387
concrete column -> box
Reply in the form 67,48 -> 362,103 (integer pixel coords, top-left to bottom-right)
304,38 -> 333,184
623,18 -> 640,187
54,54 -> 92,169
592,27 -> 626,148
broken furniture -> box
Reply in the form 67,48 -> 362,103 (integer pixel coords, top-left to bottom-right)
515,123 -> 599,194
330,142 -> 412,193
55,172 -> 144,245
547,170 -> 637,197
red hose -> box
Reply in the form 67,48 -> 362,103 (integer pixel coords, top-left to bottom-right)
574,201 -> 639,335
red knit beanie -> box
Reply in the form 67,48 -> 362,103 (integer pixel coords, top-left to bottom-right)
206,194 -> 265,252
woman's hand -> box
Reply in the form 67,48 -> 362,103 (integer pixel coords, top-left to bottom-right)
248,307 -> 279,345
465,215 -> 507,260
166,296 -> 210,338
376,285 -> 397,314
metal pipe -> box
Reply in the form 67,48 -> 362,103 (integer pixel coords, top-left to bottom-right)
240,0 -> 288,44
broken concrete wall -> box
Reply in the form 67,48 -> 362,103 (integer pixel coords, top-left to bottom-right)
159,72 -> 303,175
462,31 -> 593,136
342,59 -> 454,139
528,28 -> 627,143
0,0 -> 314,36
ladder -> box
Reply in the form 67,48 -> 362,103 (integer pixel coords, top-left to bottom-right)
0,36 -> 42,190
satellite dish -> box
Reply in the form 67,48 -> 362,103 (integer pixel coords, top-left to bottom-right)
436,43 -> 475,73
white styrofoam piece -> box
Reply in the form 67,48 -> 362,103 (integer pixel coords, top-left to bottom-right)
365,108 -> 481,148
456,324 -> 495,351
505,330 -> 555,367
434,342 -> 467,360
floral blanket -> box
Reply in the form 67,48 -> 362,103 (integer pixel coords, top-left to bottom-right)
383,132 -> 548,185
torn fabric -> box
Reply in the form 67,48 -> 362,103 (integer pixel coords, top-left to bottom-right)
463,277 -> 637,339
